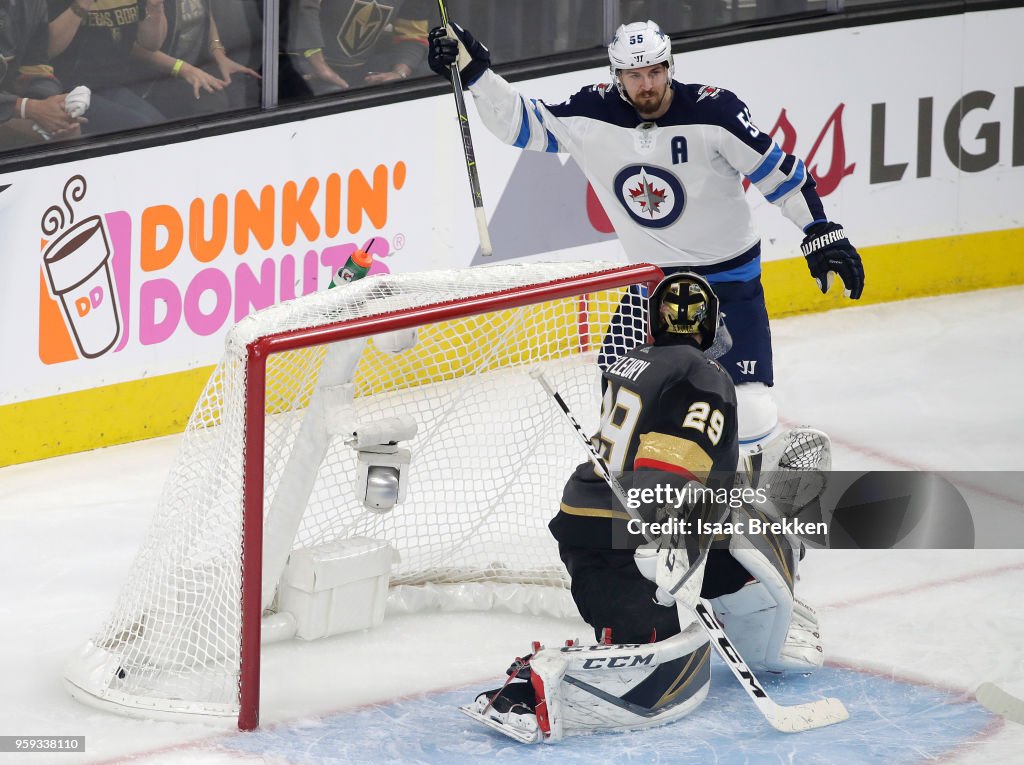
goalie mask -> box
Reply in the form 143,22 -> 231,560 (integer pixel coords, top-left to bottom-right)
607,20 -> 675,99
650,272 -> 719,351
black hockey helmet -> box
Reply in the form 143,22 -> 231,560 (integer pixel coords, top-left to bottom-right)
649,272 -> 719,350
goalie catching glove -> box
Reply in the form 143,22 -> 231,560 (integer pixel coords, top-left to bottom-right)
801,221 -> 865,299
427,24 -> 491,85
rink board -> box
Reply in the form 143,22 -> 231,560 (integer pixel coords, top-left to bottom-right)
219,662 -> 996,765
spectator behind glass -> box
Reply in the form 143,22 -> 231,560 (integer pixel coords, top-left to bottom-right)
280,0 -> 430,98
134,0 -> 259,119
1,0 -> 87,148
47,0 -> 168,132
209,0 -> 261,77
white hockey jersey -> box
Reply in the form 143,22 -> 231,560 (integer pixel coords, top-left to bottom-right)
469,70 -> 826,272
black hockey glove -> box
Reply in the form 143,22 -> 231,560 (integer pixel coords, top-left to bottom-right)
801,221 -> 865,299
427,23 -> 491,86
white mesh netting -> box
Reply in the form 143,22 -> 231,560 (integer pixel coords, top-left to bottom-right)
64,261 -> 655,721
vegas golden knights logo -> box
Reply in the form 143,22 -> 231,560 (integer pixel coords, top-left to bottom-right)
336,0 -> 395,58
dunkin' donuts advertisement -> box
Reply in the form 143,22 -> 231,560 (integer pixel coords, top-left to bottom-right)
33,166 -> 414,368
0,96 -> 449,411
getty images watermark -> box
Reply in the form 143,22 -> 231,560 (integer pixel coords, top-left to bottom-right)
623,483 -> 829,539
609,471 -> 1024,550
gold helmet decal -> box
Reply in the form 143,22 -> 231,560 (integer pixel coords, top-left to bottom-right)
660,281 -> 708,334
650,272 -> 719,350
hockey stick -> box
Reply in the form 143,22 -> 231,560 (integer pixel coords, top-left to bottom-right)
435,0 -> 493,256
976,682 -> 1024,724
531,369 -> 849,733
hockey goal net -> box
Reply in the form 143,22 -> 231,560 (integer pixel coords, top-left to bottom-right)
64,261 -> 662,729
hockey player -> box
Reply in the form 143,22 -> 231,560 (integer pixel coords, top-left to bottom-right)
552,273 -> 740,647
460,273 -> 825,742
428,20 -> 865,449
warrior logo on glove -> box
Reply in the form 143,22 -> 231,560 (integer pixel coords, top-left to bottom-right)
801,221 -> 865,299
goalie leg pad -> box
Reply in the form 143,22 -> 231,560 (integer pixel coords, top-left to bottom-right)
555,620 -> 711,739
463,625 -> 711,742
711,524 -> 823,674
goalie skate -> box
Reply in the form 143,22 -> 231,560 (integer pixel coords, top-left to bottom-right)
459,684 -> 542,744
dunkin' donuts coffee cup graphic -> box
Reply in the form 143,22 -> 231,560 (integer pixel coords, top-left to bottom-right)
43,215 -> 120,358
40,176 -> 122,359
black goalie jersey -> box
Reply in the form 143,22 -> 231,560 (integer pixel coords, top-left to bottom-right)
550,335 -> 738,551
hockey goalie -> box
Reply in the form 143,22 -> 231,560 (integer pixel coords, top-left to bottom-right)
461,273 -> 829,743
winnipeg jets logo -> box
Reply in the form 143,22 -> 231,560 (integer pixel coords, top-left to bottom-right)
627,178 -> 668,216
614,164 -> 685,228
697,85 -> 723,103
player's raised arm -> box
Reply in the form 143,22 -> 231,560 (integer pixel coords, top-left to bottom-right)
709,91 -> 865,299
428,23 -> 570,153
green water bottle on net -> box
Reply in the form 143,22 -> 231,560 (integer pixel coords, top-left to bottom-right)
328,242 -> 374,288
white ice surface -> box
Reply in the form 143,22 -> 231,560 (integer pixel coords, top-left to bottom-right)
1,287 -> 1022,763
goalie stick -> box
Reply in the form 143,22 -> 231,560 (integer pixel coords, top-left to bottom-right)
435,0 -> 493,256
531,369 -> 849,734
976,682 -> 1024,724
